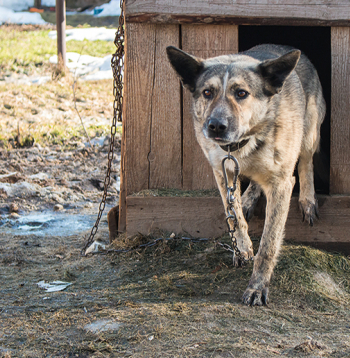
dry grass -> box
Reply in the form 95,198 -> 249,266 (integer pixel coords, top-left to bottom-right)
1,229 -> 350,357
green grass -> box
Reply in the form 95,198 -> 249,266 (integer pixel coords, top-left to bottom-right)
41,13 -> 119,28
0,27 -> 117,72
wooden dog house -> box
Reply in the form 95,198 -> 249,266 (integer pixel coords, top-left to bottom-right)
118,0 -> 350,254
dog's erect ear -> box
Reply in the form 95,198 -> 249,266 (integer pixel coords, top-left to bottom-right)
166,46 -> 203,92
258,50 -> 301,95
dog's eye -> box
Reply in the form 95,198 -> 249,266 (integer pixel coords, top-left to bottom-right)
236,90 -> 249,99
203,89 -> 213,99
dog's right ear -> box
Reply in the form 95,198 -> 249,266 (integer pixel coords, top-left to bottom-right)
166,46 -> 203,92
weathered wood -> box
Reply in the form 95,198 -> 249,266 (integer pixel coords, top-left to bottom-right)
107,206 -> 119,242
56,0 -> 66,69
330,27 -> 350,195
126,14 -> 350,27
119,91 -> 127,231
125,0 -> 350,25
149,25 -> 182,189
123,23 -> 182,196
181,25 -> 239,190
124,23 -> 155,194
126,196 -> 350,246
126,196 -> 226,237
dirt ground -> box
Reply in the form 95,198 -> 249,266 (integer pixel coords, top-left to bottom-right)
1,23 -> 350,358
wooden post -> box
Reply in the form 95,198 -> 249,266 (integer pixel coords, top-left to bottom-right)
56,0 -> 66,71
34,0 -> 42,8
330,27 -> 350,194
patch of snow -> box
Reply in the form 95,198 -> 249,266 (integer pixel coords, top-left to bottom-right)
0,6 -> 47,25
50,52 -> 113,81
94,0 -> 121,17
42,0 -> 55,6
37,280 -> 72,292
0,181 -> 42,198
0,0 -> 55,11
48,27 -> 117,42
0,0 -> 33,11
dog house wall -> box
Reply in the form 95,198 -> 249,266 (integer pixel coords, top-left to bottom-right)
119,0 -> 350,253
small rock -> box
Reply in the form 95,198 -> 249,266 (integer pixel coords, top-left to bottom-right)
9,203 -> 19,213
84,319 -> 121,334
85,241 -> 106,254
50,193 -> 65,204
9,212 -> 20,219
53,204 -> 64,211
59,179 -> 69,186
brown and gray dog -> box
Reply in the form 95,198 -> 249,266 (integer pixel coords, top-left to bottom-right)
166,44 -> 325,306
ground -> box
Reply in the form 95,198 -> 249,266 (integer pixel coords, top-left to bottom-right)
1,21 -> 350,358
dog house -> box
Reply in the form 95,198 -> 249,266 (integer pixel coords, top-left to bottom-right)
117,0 -> 350,254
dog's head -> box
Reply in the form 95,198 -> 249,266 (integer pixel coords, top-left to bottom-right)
166,46 -> 300,148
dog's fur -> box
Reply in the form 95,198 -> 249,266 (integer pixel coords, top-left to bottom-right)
167,44 -> 325,306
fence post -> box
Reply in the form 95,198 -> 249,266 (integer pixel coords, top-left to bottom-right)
56,0 -> 66,71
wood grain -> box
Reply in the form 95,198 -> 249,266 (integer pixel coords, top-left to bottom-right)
126,195 -> 350,246
330,27 -> 350,194
181,25 -> 239,190
149,24 -> 182,189
125,0 -> 350,25
123,22 -> 155,195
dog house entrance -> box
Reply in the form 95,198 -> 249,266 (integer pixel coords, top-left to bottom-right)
239,26 -> 331,195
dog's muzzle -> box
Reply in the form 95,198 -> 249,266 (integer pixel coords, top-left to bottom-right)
220,139 -> 250,152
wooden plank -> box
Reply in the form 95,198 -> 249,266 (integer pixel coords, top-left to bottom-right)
125,0 -> 350,25
126,196 -> 226,237
181,25 -> 238,190
126,196 -> 350,246
330,27 -> 350,194
149,25 -> 182,189
124,23 -> 156,195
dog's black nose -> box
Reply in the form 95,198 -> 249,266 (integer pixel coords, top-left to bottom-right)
208,118 -> 227,135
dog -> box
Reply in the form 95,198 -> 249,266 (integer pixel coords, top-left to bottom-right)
166,44 -> 325,306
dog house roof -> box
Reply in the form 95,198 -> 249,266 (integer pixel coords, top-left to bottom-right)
125,0 -> 350,26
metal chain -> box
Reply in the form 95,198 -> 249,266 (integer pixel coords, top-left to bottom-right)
81,0 -> 124,256
221,149 -> 246,264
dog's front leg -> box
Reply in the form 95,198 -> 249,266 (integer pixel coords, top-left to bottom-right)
242,176 -> 294,306
213,169 -> 254,266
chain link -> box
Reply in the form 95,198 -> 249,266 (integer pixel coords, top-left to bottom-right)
221,149 -> 247,265
81,0 -> 124,256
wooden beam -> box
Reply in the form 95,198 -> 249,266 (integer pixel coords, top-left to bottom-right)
126,195 -> 350,247
125,0 -> 350,26
148,25 -> 181,190
56,0 -> 66,70
330,27 -> 350,194
123,23 -> 181,196
123,23 -> 155,195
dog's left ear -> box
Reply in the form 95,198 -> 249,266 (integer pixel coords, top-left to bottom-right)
258,50 -> 301,95
166,46 -> 203,92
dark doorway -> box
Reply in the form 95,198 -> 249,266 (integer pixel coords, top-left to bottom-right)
239,26 -> 331,194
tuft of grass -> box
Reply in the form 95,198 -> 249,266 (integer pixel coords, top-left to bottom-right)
274,244 -> 350,308
112,232 -> 350,310
0,27 -> 116,73
0,79 -> 117,148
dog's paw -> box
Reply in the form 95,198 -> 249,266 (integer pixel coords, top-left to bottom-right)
299,199 -> 319,226
242,287 -> 269,306
233,248 -> 254,267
